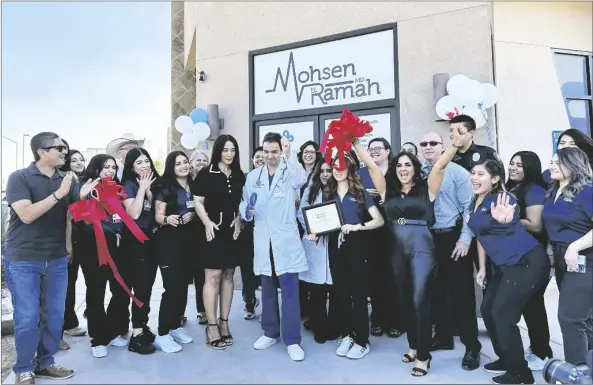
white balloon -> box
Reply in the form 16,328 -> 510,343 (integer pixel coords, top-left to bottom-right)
481,83 -> 499,109
457,80 -> 485,107
180,133 -> 200,149
175,116 -> 194,134
446,74 -> 471,97
462,106 -> 488,128
192,122 -> 211,141
435,95 -> 464,120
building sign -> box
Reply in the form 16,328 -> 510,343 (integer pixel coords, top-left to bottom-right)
253,30 -> 396,115
258,120 -> 315,158
552,130 -> 563,153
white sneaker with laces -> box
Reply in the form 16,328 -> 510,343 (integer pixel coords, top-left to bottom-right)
91,345 -> 108,358
154,334 -> 182,353
287,344 -> 305,361
253,335 -> 277,350
527,355 -> 549,371
170,327 -> 193,344
110,335 -> 128,347
336,336 -> 354,357
346,343 -> 370,359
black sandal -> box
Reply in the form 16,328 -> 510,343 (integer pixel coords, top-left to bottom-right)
387,328 -> 403,338
205,324 -> 226,350
370,325 -> 384,337
411,356 -> 432,377
402,353 -> 416,363
218,318 -> 233,345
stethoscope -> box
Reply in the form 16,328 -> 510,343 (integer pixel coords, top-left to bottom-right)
255,157 -> 289,189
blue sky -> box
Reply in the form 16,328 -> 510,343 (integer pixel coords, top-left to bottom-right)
2,2 -> 171,176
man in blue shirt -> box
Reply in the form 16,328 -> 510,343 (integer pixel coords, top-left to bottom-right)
419,132 -> 481,370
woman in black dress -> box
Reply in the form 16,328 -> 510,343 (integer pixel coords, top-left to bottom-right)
193,134 -> 245,350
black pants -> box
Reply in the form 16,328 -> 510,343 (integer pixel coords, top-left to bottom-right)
308,283 -> 340,339
389,223 -> 436,362
62,239 -> 81,332
368,226 -> 405,331
432,227 -> 481,350
329,231 -> 370,346
156,225 -> 194,336
78,232 -> 130,347
119,228 -> 159,329
239,225 -> 259,306
481,246 -> 550,375
522,276 -> 553,359
553,245 -> 593,366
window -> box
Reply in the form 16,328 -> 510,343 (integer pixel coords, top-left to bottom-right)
553,50 -> 593,135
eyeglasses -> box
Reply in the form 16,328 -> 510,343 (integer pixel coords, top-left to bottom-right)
368,147 -> 386,154
302,150 -> 317,156
419,141 -> 442,147
43,145 -> 68,153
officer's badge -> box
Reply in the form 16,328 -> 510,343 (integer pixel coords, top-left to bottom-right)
472,153 -> 481,162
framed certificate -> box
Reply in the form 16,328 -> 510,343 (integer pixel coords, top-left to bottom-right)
301,200 -> 344,236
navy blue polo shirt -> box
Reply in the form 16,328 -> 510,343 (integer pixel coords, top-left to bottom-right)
542,184 -> 593,247
525,185 -> 547,207
156,185 -> 193,216
5,163 -> 80,261
78,194 -> 125,235
123,180 -> 155,230
468,193 -> 539,267
335,190 -> 375,225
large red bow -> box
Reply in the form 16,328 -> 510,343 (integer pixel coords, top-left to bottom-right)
320,109 -> 373,171
69,178 -> 149,307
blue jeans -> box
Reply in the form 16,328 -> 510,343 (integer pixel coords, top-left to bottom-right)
6,256 -> 68,374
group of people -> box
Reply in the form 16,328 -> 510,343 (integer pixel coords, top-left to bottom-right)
3,115 -> 592,385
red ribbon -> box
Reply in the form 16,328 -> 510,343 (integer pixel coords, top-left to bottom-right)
320,109 -> 373,171
69,178 -> 149,308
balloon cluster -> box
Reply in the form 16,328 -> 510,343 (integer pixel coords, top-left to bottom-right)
174,108 -> 212,150
435,75 -> 499,128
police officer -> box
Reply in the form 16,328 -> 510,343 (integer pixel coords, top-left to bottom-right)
449,114 -> 505,181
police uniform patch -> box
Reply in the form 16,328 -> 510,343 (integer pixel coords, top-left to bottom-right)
472,153 -> 481,162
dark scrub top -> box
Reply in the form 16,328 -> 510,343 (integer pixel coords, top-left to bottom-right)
383,179 -> 435,226
156,184 -> 193,216
452,142 -> 506,181
542,169 -> 552,186
468,193 -> 539,267
79,194 -> 124,235
542,184 -> 593,248
357,166 -> 387,220
192,164 -> 245,228
334,190 -> 375,225
509,183 -> 548,246
123,180 -> 155,230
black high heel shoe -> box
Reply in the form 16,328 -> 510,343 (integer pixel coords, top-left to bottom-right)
218,318 -> 233,345
411,356 -> 432,377
205,324 -> 227,350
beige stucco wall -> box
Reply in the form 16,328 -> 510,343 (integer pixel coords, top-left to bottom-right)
493,2 -> 593,169
186,2 -> 494,169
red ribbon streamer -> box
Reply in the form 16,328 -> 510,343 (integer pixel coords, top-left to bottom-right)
319,109 -> 373,171
69,178 -> 149,308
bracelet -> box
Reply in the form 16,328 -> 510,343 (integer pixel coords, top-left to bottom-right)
52,192 -> 60,202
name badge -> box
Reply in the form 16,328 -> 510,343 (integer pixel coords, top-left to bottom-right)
143,200 -> 152,211
186,200 -> 195,209
113,213 -> 122,223
273,186 -> 284,198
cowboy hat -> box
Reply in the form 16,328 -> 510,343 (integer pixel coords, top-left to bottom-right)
106,133 -> 145,159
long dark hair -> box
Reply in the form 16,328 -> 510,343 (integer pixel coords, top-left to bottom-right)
326,154 -> 366,204
506,151 -> 545,191
209,134 -> 242,174
557,128 -> 593,167
154,151 -> 189,215
385,151 -> 425,198
368,137 -> 394,161
121,147 -> 160,184
471,159 -> 507,202
83,154 -> 119,185
307,159 -> 331,204
297,140 -> 322,168
60,149 -> 86,176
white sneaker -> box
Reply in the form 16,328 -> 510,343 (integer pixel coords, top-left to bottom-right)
253,335 -> 277,350
110,335 -> 128,347
154,334 -> 182,353
91,345 -> 107,358
287,344 -> 305,361
336,336 -> 354,357
346,343 -> 370,359
527,355 -> 549,371
170,327 -> 193,344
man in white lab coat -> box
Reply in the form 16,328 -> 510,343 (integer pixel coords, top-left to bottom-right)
240,132 -> 308,362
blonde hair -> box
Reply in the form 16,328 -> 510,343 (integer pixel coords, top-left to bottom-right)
189,149 -> 210,164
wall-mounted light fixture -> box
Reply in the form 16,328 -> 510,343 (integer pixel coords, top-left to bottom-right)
198,71 -> 206,82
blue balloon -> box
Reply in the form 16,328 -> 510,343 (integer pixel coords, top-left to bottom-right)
190,108 -> 208,123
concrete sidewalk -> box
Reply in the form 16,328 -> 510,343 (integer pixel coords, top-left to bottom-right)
4,269 -> 563,384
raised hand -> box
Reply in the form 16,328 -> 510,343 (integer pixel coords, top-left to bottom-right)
80,177 -> 101,199
490,193 -> 516,224
137,171 -> 156,192
281,136 -> 291,157
56,172 -> 74,199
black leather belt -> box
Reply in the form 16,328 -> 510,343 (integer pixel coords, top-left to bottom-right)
393,218 -> 428,226
431,226 -> 456,234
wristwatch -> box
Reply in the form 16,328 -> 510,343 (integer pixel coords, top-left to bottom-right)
164,216 -> 168,224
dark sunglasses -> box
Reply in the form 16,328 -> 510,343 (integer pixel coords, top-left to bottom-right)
419,141 -> 442,147
43,145 -> 68,153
